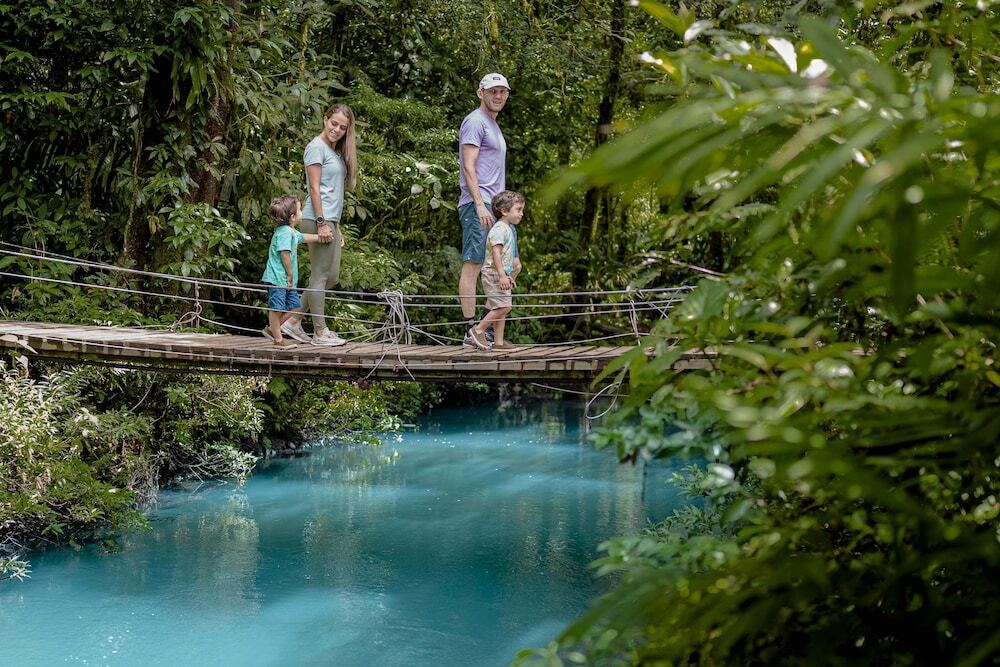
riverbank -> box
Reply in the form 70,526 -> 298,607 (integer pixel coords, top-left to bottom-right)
0,361 -> 488,579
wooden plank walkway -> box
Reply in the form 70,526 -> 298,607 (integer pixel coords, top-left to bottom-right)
0,320 -> 714,384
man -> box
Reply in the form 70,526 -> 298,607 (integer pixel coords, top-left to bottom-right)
457,72 -> 510,347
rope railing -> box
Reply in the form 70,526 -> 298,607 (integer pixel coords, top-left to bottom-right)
0,270 -> 683,321
0,243 -> 693,306
0,241 -> 693,349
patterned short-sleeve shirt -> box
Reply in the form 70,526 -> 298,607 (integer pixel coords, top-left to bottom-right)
482,221 -> 518,275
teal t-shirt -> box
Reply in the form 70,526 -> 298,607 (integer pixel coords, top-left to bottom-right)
301,136 -> 345,222
482,221 -> 518,275
261,225 -> 305,286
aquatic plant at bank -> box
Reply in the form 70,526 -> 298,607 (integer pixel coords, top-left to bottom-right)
0,362 -> 145,578
0,356 -> 445,580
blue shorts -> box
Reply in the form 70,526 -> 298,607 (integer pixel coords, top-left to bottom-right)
459,202 -> 487,264
267,286 -> 301,312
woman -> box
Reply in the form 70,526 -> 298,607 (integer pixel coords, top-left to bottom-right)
281,103 -> 359,346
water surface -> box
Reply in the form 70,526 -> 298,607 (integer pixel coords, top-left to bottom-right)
0,401 -> 681,666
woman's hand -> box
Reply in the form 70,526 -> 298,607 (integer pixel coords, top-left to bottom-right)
317,222 -> 334,243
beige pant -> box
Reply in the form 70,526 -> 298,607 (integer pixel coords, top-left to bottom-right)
300,218 -> 342,333
481,268 -> 512,309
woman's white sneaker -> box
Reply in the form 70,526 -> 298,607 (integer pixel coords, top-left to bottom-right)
280,320 -> 312,343
311,329 -> 346,346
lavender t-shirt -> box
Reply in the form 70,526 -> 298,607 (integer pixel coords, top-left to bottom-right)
457,108 -> 506,207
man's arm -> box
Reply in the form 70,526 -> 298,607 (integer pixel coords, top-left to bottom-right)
461,144 -> 494,229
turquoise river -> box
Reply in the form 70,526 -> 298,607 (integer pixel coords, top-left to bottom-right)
0,401 -> 682,666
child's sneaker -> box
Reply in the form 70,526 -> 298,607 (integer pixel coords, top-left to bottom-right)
273,338 -> 295,348
484,327 -> 495,345
262,326 -> 274,341
281,320 -> 311,343
468,328 -> 491,350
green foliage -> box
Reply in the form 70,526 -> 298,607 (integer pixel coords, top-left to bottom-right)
155,374 -> 265,482
338,238 -> 424,293
518,1 -> 1000,665
0,553 -> 30,582
32,366 -> 266,488
264,378 -> 443,446
158,202 -> 249,281
0,363 -> 145,559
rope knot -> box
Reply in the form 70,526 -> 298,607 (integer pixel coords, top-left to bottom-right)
171,280 -> 203,331
375,289 -> 412,345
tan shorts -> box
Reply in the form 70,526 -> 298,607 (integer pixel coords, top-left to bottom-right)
481,269 -> 512,309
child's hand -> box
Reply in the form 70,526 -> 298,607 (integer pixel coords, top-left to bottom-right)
500,275 -> 512,290
340,235 -> 345,248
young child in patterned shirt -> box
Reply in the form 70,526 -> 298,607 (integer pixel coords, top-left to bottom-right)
468,190 -> 524,350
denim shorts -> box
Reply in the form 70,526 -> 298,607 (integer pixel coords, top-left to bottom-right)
459,202 -> 487,264
267,286 -> 302,311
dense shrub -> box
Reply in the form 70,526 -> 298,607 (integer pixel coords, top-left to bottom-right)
517,2 -> 1000,664
0,363 -> 144,554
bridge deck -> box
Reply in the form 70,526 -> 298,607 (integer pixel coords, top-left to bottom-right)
0,320 -> 664,383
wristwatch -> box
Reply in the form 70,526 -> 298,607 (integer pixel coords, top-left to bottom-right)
315,216 -> 326,225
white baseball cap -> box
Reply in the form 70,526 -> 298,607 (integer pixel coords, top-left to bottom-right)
479,72 -> 511,91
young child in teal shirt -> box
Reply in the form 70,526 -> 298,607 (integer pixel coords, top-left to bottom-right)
261,195 -> 328,346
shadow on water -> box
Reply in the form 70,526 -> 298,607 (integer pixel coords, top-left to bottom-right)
0,399 -> 686,667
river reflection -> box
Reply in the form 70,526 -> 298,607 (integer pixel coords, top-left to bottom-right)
0,400 -> 682,666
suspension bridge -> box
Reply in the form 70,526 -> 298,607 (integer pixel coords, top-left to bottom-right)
0,243 -> 708,385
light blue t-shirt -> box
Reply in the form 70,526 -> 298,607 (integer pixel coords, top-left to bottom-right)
458,108 -> 506,208
302,136 -> 345,222
261,225 -> 305,287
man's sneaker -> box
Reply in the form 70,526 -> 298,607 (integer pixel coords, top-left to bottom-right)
311,329 -> 347,347
468,328 -> 491,350
281,319 -> 311,343
463,329 -> 478,348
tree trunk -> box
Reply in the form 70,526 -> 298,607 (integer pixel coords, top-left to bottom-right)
188,1 -> 240,207
187,92 -> 228,207
121,52 -> 174,270
573,0 -> 626,291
